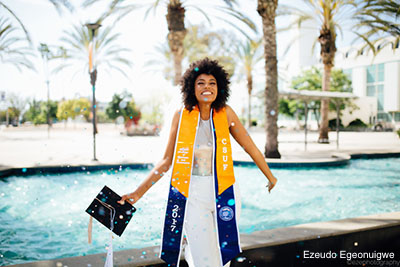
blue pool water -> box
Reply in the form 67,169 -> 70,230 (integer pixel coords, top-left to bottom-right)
0,157 -> 399,266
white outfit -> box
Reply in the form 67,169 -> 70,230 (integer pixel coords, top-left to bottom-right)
183,119 -> 241,267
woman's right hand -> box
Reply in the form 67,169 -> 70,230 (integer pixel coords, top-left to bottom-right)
118,190 -> 141,205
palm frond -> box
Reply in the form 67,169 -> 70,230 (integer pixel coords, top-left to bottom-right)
0,2 -> 32,44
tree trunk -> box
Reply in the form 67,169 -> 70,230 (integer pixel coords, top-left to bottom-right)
257,0 -> 281,159
166,0 -> 186,86
247,75 -> 253,129
318,27 -> 336,143
319,64 -> 331,143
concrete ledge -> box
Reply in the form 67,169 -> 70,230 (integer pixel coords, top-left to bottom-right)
8,212 -> 400,267
0,163 -> 152,179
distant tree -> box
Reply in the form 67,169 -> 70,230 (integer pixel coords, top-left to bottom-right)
56,24 -> 132,77
72,98 -> 91,121
57,98 -> 90,122
57,99 -> 75,121
280,0 -> 356,143
146,24 -> 237,82
234,38 -> 263,128
279,67 -> 355,128
23,100 -> 42,124
7,93 -> 27,125
23,100 -> 58,125
84,0 -> 256,85
106,92 -> 141,126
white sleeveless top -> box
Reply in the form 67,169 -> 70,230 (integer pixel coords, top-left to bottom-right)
192,118 -> 213,176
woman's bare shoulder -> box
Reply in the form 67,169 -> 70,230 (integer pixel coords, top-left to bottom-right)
225,105 -> 236,124
171,108 -> 182,126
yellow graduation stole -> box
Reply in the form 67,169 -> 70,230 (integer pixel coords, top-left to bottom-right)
171,105 -> 235,196
160,106 -> 241,267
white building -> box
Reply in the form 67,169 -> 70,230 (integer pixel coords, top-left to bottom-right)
335,38 -> 400,128
278,25 -> 400,130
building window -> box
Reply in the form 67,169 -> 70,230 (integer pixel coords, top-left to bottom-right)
394,112 -> 400,122
366,63 -> 385,111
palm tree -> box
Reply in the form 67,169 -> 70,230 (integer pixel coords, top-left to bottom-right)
55,24 -> 132,133
353,0 -> 400,54
55,24 -> 132,77
0,18 -> 34,71
145,24 -> 237,82
281,0 -> 355,144
234,38 -> 263,129
257,0 -> 281,158
83,0 -> 256,85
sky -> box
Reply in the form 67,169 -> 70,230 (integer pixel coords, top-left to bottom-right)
0,0 -> 360,112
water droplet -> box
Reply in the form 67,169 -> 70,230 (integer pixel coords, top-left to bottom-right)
236,257 -> 246,262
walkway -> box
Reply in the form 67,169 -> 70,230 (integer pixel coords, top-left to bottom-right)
0,123 -> 399,170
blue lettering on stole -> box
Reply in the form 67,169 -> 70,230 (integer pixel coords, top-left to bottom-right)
161,184 -> 187,266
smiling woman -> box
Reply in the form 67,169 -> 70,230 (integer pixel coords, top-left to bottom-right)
118,58 -> 277,267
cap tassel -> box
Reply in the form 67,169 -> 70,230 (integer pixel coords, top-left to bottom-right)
88,216 -> 93,244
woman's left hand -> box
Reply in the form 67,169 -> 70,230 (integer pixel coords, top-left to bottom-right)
267,176 -> 278,193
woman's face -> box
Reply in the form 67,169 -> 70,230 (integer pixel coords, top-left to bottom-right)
194,73 -> 218,105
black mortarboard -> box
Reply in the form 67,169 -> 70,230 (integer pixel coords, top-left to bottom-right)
86,185 -> 136,236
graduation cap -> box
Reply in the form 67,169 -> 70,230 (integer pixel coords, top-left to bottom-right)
86,185 -> 136,237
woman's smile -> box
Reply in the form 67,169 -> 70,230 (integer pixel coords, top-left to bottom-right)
195,73 -> 218,103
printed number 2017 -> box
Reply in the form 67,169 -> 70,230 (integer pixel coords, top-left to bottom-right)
171,205 -> 179,232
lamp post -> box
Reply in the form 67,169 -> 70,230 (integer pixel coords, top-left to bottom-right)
39,44 -> 52,138
85,23 -> 101,161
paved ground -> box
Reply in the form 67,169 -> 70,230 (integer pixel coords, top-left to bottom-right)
1,123 -> 400,169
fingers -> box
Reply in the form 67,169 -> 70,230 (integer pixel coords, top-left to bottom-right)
117,196 -> 126,205
118,195 -> 131,205
267,179 -> 277,193
118,194 -> 137,205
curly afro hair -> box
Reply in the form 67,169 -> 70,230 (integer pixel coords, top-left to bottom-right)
180,58 -> 230,112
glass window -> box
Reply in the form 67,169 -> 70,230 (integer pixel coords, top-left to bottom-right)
367,85 -> 375,96
367,65 -> 375,83
377,84 -> 384,111
366,63 -> 385,111
377,112 -> 390,122
378,64 -> 384,82
395,112 -> 400,122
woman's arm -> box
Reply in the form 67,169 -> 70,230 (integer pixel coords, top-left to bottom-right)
118,109 -> 181,204
226,105 -> 277,192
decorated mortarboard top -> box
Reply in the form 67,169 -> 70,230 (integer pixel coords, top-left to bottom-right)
86,185 -> 136,236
